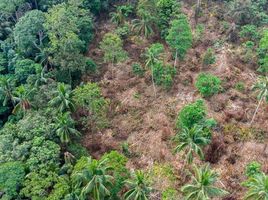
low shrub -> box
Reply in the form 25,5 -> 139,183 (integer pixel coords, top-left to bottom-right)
132,63 -> 145,76
195,73 -> 221,97
176,99 -> 206,129
202,48 -> 216,66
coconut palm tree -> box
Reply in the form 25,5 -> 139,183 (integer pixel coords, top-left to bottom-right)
174,125 -> 210,164
243,172 -> 268,200
181,164 -> 229,199
34,64 -> 48,87
49,83 -> 75,112
72,157 -> 113,200
110,8 -> 125,25
250,76 -> 268,125
144,43 -> 164,97
55,112 -> 80,144
12,85 -> 33,115
132,12 -> 154,38
124,170 -> 152,200
0,77 -> 15,106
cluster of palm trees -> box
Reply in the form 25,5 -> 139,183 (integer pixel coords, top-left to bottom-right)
109,3 -> 154,38
65,156 -> 152,200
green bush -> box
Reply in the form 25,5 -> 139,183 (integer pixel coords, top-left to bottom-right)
239,25 -> 260,41
115,23 -> 130,39
195,73 -> 221,97
100,32 -> 128,64
132,63 -> 145,76
177,99 -> 206,129
235,81 -> 245,92
202,48 -> 216,66
245,161 -> 262,177
152,62 -> 176,90
85,58 -> 97,73
67,142 -> 89,159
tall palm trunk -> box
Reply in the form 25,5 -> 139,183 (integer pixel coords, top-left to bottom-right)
151,65 -> 156,98
250,94 -> 264,125
173,50 -> 178,70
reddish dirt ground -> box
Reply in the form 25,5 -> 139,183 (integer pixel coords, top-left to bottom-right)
81,1 -> 268,199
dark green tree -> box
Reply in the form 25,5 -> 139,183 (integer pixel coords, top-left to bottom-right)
13,10 -> 46,57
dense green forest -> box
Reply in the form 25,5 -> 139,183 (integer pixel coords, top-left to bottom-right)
0,0 -> 267,199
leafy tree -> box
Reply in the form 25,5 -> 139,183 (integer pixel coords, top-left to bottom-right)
55,112 -> 80,144
239,25 -> 260,41
195,73 -> 221,97
100,33 -> 127,64
228,0 -> 268,26
71,157 -> 113,200
13,10 -> 46,57
243,172 -> 268,200
166,14 -> 192,61
20,169 -> 59,199
156,0 -> 180,38
72,83 -> 108,130
26,136 -> 60,171
174,125 -> 210,164
14,59 -> 39,83
0,0 -> 26,21
181,164 -> 229,199
100,151 -> 129,199
49,83 -> 75,113
250,76 -> 268,125
47,175 -> 71,200
35,0 -> 65,11
45,0 -> 93,73
176,99 -> 206,129
0,17 -> 13,40
258,29 -> 268,73
0,161 -> 25,199
124,170 -> 152,200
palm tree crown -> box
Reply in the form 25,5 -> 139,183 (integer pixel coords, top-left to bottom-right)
250,76 -> 268,125
181,164 -> 229,200
0,77 -> 15,106
12,85 -> 33,115
55,112 -> 80,144
174,125 -> 210,164
72,157 -> 113,200
243,172 -> 268,200
124,170 -> 152,200
49,83 -> 75,112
